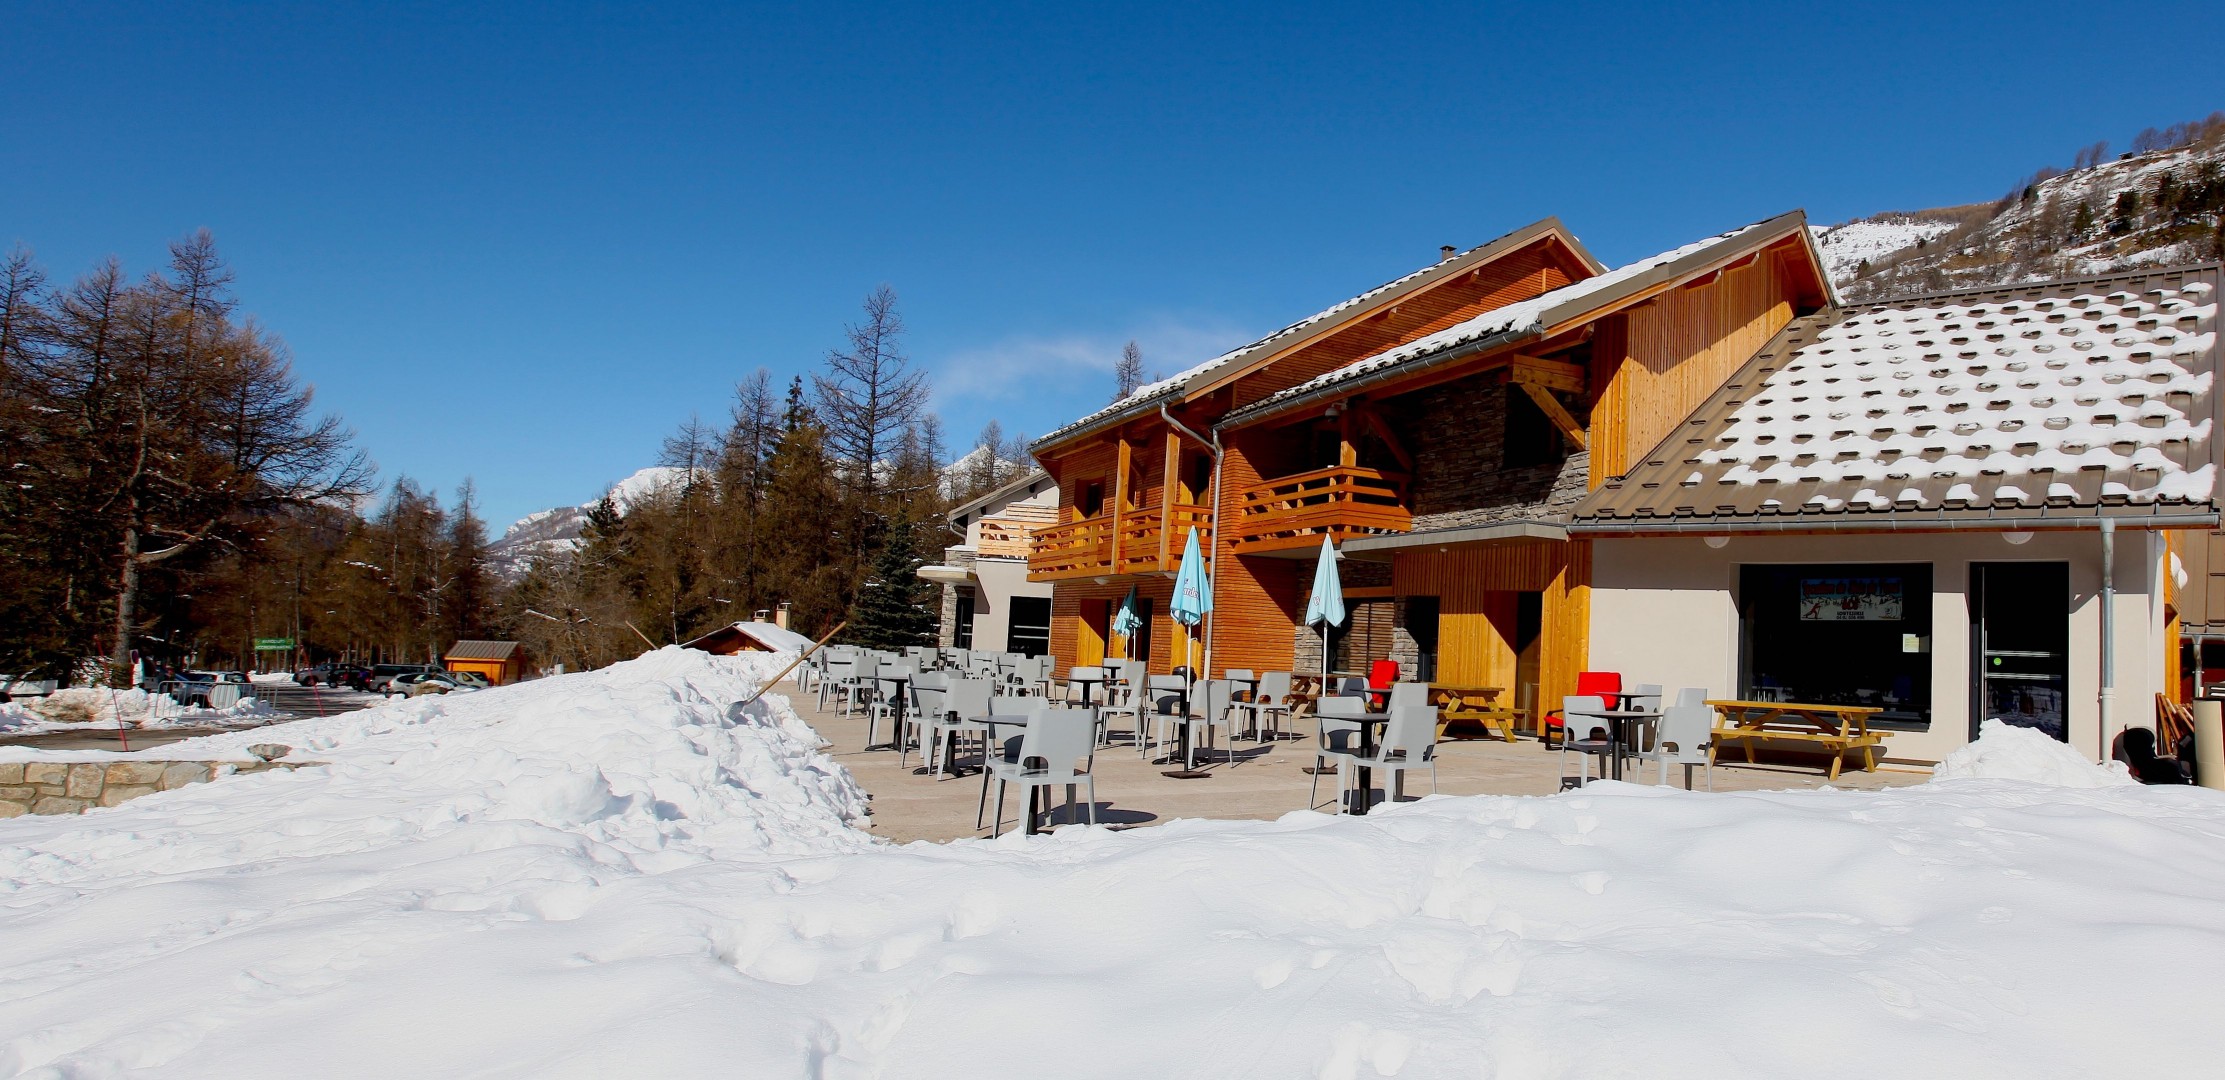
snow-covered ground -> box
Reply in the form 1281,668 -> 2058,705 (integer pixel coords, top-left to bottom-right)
3,649 -> 2221,1077
1812,217 -> 1960,282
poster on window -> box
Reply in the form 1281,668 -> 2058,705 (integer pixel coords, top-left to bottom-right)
1798,577 -> 1904,621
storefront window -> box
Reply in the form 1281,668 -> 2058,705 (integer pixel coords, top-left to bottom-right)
952,591 -> 975,649
1738,563 -> 1933,726
1007,596 -> 1052,657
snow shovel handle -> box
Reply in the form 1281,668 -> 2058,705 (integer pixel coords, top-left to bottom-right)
740,620 -> 848,706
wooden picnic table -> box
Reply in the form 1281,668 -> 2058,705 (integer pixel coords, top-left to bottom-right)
1704,699 -> 1885,780
1427,683 -> 1520,742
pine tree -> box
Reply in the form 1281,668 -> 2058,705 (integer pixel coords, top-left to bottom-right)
1112,339 -> 1146,401
845,518 -> 936,649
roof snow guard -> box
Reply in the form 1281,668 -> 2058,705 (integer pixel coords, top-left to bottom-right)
1571,264 -> 2223,533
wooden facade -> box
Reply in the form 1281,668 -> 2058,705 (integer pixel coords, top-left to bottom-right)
1028,216 -> 1833,702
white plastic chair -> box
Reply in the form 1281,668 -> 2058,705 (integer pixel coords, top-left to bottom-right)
815,649 -> 857,709
1674,687 -> 1708,709
1648,704 -> 1716,790
1177,679 -> 1238,769
1145,674 -> 1190,759
1558,695 -> 1613,788
866,664 -> 915,748
1337,704 -> 1439,809
902,671 -> 950,770
1234,671 -> 1295,741
836,656 -> 879,717
988,707 -> 1099,836
1385,681 -> 1430,710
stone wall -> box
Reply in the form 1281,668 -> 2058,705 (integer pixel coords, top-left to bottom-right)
1388,376 -> 1591,530
0,752 -> 303,817
936,544 -> 979,648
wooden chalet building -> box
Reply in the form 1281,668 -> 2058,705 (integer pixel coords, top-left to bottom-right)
1027,211 -> 1835,720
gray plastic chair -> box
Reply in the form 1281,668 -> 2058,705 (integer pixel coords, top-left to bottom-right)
1235,671 -> 1295,741
1310,696 -> 1369,811
1648,704 -> 1716,790
1337,704 -> 1439,810
988,707 -> 1099,836
902,671 -> 950,770
1559,695 -> 1613,787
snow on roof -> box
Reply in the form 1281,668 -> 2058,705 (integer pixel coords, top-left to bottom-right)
1575,265 -> 2221,525
1223,215 -> 1798,426
1033,218 -> 1596,450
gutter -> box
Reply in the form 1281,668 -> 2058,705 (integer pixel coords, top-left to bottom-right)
1162,406 -> 1224,681
1566,511 -> 2223,536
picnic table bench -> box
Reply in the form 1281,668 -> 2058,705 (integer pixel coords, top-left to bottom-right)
1704,699 -> 1884,780
1427,683 -> 1521,742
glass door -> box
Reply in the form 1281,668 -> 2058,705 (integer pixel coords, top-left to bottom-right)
1970,562 -> 2070,741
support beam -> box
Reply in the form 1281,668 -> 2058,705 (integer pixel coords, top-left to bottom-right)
1161,429 -> 1180,567
1358,405 -> 1414,471
1516,381 -> 1588,451
1111,436 -> 1132,569
1507,354 -> 1588,394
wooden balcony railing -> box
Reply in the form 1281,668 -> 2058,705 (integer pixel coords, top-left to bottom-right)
1029,502 -> 1212,580
1228,466 -> 1411,554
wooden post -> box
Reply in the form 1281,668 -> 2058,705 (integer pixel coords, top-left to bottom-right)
740,620 -> 849,706
1111,435 -> 1131,572
1161,428 -> 1181,569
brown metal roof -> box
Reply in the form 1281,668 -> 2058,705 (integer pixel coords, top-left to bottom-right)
444,640 -> 522,661
1570,264 -> 2224,533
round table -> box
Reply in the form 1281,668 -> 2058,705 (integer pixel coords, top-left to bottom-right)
1343,712 -> 1392,814
1583,707 -> 1661,781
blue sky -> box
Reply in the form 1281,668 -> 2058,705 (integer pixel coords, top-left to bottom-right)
8,2 -> 2221,529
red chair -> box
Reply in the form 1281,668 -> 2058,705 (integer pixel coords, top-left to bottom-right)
1367,660 -> 1400,710
1547,671 -> 1622,743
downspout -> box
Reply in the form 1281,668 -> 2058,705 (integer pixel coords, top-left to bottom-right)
1161,406 -> 1222,679
2100,518 -> 2116,761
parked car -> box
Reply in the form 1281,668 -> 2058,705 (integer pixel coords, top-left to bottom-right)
363,664 -> 438,695
444,671 -> 492,690
390,672 -> 481,698
167,670 -> 252,707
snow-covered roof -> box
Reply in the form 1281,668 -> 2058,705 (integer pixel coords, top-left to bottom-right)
1220,212 -> 1814,429
1032,217 -> 1601,451
1573,264 -> 2222,528
680,620 -> 816,654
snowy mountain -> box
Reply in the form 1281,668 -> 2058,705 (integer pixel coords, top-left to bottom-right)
486,466 -> 697,580
1819,118 -> 2225,303
489,451 -> 1032,581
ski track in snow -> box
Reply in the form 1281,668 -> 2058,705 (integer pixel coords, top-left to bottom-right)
2,650 -> 2223,1078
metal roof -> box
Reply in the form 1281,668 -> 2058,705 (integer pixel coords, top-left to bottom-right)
1570,263 -> 2223,533
947,468 -> 1053,524
1216,211 -> 1820,431
444,640 -> 522,661
1031,217 -> 1602,452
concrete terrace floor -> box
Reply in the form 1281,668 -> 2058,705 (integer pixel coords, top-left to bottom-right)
780,684 -> 1932,843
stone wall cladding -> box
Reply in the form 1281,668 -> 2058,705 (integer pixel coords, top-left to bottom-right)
1389,377 -> 1591,532
0,758 -> 305,817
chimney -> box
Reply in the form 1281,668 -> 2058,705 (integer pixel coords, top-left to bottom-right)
774,602 -> 792,630
1440,245 -> 1457,262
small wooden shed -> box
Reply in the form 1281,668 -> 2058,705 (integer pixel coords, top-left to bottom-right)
444,640 -> 527,685
680,621 -> 815,655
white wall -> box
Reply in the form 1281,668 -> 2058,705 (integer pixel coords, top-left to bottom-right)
1589,530 -> 2163,764
966,558 -> 1052,653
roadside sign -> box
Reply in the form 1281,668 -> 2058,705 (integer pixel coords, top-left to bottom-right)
253,638 -> 295,651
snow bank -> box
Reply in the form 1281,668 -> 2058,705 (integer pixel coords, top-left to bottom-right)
0,686 -> 282,734
1935,719 -> 2137,787
4,652 -> 2224,1077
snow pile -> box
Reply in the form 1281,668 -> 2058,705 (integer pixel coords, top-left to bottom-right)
7,652 -> 2225,1076
1934,718 -> 2137,787
1812,216 -> 1960,282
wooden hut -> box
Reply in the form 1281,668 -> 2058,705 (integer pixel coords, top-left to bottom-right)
444,640 -> 528,685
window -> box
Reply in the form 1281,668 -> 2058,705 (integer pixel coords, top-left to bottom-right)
1188,454 -> 1214,503
1007,596 -> 1052,657
1503,385 -> 1567,469
1403,597 -> 1440,682
1078,482 -> 1105,519
1738,563 -> 1933,726
1329,598 -> 1398,673
952,590 -> 975,649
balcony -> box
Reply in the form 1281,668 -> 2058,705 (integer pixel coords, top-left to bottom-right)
1028,502 -> 1212,580
1228,465 -> 1412,554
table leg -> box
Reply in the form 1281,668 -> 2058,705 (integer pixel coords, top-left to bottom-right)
1351,725 -> 1376,815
